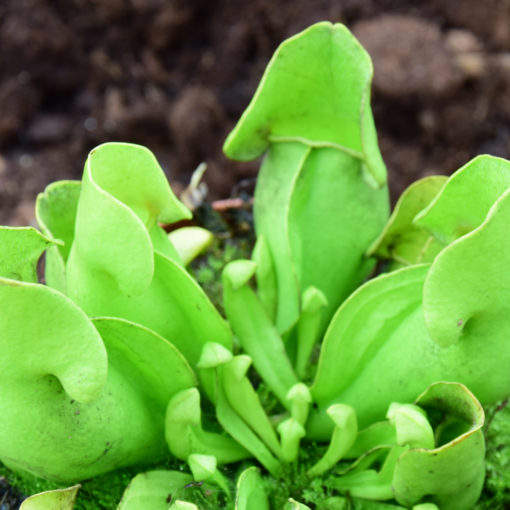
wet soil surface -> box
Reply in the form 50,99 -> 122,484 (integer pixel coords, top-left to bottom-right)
1,0 -> 510,226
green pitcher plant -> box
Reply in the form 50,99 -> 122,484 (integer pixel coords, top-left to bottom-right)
1,20 -> 509,510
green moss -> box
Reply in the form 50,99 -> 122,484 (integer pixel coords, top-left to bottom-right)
191,238 -> 253,315
0,464 -> 143,509
474,401 -> 510,509
0,464 -> 60,498
74,469 -> 138,510
0,458 -> 188,509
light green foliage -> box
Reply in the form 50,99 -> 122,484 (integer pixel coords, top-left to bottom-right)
165,387 -> 249,464
392,383 -> 485,510
36,180 -> 81,291
423,187 -> 510,352
169,502 -> 199,510
225,22 -> 389,334
223,23 -> 385,183
285,499 -> 312,509
117,470 -> 193,510
223,260 -> 299,407
0,273 -> 195,481
309,156 -> 510,438
64,143 -> 232,372
1,20 -> 510,510
0,227 -> 55,282
325,383 -> 484,510
368,176 -> 447,268
415,155 -> 510,244
235,467 -> 269,510
386,404 -> 434,450
20,484 -> 80,510
310,264 -> 432,430
169,226 -> 214,266
0,143 -> 219,483
307,404 -> 357,477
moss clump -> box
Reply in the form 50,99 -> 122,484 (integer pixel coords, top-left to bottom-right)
0,459 -> 186,509
474,401 -> 510,509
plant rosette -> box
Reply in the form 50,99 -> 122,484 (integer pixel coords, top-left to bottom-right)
1,21 -> 509,510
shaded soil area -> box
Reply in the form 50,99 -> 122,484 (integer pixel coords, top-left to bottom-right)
1,0 -> 510,225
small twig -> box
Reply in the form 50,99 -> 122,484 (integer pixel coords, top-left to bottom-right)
211,197 -> 253,211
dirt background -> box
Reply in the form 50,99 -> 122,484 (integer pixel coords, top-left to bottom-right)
1,0 -> 510,226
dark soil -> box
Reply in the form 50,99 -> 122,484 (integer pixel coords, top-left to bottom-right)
0,477 -> 23,509
1,0 -> 510,226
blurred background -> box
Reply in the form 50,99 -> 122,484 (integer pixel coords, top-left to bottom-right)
1,0 -> 510,225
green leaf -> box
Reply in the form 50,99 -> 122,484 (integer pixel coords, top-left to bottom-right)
20,485 -> 80,510
92,317 -> 197,410
386,403 -> 434,450
67,142 -> 190,299
0,279 -> 111,481
392,382 -> 485,510
310,264 -> 430,434
36,180 -> 81,262
223,22 -> 385,186
36,180 -> 81,291
168,227 -> 214,266
368,176 -> 447,268
284,499 -> 312,509
277,417 -> 305,463
287,145 -> 388,332
197,342 -> 233,369
0,279 -> 107,402
221,355 -> 283,459
0,227 -> 55,282
187,453 -> 217,480
310,184 -> 510,438
215,381 -> 281,476
223,260 -> 298,407
331,446 -> 406,501
87,142 -> 190,225
168,502 -> 199,510
0,277 -> 199,482
294,285 -> 328,379
346,422 -> 396,460
287,383 -> 312,426
423,187 -> 510,401
235,467 -> 269,510
70,250 -> 231,372
187,453 -> 231,495
249,142 -> 307,333
252,235 -> 277,322
224,22 -> 389,334
165,387 -> 250,464
117,471 -> 192,510
415,155 -> 510,245
307,404 -> 358,477
66,144 -> 230,374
